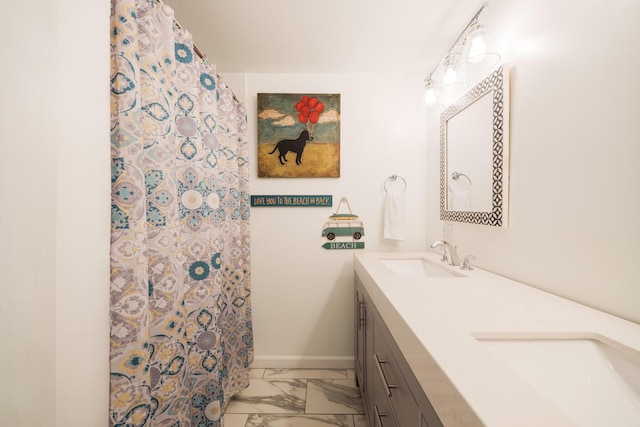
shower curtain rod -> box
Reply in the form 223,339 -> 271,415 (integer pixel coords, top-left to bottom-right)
155,0 -> 206,60
154,0 -> 242,104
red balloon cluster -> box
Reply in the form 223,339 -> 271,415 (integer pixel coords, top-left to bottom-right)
295,96 -> 325,124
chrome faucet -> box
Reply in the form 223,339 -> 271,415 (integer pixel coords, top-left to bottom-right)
430,240 -> 461,266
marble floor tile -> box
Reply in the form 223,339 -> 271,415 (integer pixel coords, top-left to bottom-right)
263,368 -> 349,380
305,380 -> 364,415
250,368 -> 266,379
226,379 -> 307,414
224,369 -> 368,427
244,414 -> 356,427
352,415 -> 368,427
224,413 -> 249,427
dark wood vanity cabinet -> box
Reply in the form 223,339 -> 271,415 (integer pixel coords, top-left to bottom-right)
355,274 -> 443,427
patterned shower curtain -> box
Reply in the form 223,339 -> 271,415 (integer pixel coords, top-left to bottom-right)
109,0 -> 252,425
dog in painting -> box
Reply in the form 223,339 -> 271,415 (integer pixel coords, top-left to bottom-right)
269,130 -> 313,165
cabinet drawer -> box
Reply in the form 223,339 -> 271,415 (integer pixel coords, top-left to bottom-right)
374,323 -> 420,427
372,357 -> 399,427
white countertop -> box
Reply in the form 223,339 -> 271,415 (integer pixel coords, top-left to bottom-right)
354,252 -> 640,427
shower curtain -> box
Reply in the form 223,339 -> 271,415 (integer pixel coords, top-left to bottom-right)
109,0 -> 252,425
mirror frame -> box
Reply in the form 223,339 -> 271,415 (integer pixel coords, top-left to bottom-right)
439,64 -> 510,227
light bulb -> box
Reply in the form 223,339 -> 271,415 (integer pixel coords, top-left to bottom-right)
467,33 -> 488,63
424,87 -> 436,105
442,66 -> 458,84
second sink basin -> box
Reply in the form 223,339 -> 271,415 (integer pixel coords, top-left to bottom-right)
381,258 -> 464,278
476,334 -> 640,426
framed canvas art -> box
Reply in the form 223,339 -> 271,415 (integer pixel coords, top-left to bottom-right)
257,93 -> 341,177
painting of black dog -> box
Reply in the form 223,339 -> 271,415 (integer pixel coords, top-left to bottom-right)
269,130 -> 314,165
257,93 -> 340,177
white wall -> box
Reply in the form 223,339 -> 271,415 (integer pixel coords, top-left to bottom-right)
0,2 -> 58,423
55,0 -> 111,425
426,0 -> 640,323
244,73 -> 429,366
0,0 -> 110,426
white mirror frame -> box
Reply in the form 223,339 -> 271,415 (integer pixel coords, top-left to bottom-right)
439,64 -> 510,227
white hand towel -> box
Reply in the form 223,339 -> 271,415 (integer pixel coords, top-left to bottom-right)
451,190 -> 470,211
384,193 -> 405,240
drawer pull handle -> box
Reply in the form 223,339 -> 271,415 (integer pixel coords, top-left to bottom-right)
374,405 -> 388,427
358,302 -> 365,330
374,353 -> 396,397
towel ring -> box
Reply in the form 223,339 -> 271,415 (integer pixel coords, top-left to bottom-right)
384,173 -> 407,193
448,171 -> 472,192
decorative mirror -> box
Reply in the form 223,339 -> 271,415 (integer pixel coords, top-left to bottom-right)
439,64 -> 510,227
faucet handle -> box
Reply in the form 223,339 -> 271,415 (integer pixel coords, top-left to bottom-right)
460,255 -> 476,270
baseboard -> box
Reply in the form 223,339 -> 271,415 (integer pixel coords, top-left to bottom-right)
250,355 -> 355,369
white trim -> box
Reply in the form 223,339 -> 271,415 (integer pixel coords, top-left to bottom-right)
250,356 -> 354,369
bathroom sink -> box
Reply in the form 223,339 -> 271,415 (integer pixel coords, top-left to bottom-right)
475,334 -> 640,426
380,258 -> 464,278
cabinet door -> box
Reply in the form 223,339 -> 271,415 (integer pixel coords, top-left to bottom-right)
354,287 -> 366,393
364,288 -> 375,427
356,277 -> 376,427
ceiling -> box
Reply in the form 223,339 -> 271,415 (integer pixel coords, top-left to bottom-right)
162,0 -> 484,74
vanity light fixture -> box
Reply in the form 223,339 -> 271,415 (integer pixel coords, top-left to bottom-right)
423,1 -> 500,105
435,53 -> 468,99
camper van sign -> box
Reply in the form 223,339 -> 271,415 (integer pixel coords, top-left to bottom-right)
321,197 -> 365,250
